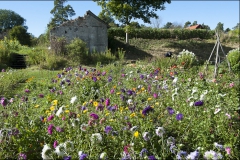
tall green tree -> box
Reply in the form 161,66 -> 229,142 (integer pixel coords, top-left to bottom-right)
163,22 -> 173,29
215,22 -> 224,32
191,21 -> 198,26
232,23 -> 239,30
0,9 -> 27,32
95,0 -> 171,43
8,25 -> 31,46
184,21 -> 191,28
201,23 -> 210,30
48,0 -> 76,28
98,10 -> 115,25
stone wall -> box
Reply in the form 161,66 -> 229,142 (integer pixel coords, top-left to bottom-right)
50,10 -> 108,53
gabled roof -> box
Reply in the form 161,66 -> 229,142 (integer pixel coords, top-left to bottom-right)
86,10 -> 110,28
187,24 -> 202,29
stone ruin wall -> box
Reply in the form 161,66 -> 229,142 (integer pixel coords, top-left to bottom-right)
50,11 -> 108,53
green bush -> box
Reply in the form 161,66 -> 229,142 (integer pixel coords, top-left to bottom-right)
177,49 -> 198,68
66,38 -> 90,65
108,28 -> 215,40
40,53 -> 67,70
227,48 -> 240,73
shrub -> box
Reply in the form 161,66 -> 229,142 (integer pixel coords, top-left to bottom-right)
40,53 -> 67,70
227,48 -> 240,73
50,37 -> 67,56
177,49 -> 198,68
66,38 -> 89,65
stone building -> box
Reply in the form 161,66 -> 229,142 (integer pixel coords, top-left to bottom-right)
50,10 -> 108,53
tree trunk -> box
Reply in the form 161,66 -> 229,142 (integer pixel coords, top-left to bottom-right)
126,32 -> 129,44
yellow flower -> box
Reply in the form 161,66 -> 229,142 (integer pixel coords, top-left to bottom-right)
77,114 -> 80,118
48,113 -> 51,116
105,112 -> 110,116
52,100 -> 58,106
147,98 -> 152,101
45,110 -> 50,114
155,102 -> 159,105
116,92 -> 121,95
50,106 -> 55,111
65,105 -> 69,108
65,110 -> 70,113
83,110 -> 88,114
34,105 -> 39,108
113,85 -> 116,88
93,101 -> 98,107
125,107 -> 129,110
130,113 -> 136,118
141,87 -> 145,91
109,119 -> 114,122
120,107 -> 124,113
134,131 -> 139,138
83,102 -> 87,106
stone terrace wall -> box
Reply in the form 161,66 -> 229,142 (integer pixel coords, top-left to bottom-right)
50,11 -> 108,53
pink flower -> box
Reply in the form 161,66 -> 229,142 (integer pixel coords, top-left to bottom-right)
229,82 -> 234,88
225,147 -> 231,155
53,140 -> 58,148
153,93 -> 158,98
105,98 -> 110,106
47,124 -> 54,135
47,115 -> 54,121
110,89 -> 115,94
225,113 -> 231,119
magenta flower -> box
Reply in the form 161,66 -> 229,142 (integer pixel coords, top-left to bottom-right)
90,113 -> 99,120
47,124 -> 54,135
25,89 -> 30,93
55,126 -> 64,132
176,113 -> 183,121
18,153 -> 27,160
53,140 -> 58,148
110,89 -> 115,94
225,147 -> 231,155
0,98 -> 7,107
39,94 -> 44,98
105,98 -> 110,106
153,93 -> 158,98
47,115 -> 54,121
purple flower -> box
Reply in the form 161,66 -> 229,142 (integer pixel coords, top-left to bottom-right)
186,150 -> 199,160
18,153 -> 27,160
120,94 -> 125,101
139,148 -> 148,157
148,155 -> 157,160
47,124 -> 54,135
96,103 -> 104,111
110,89 -> 115,94
167,107 -> 175,115
47,115 -> 54,121
126,90 -> 133,96
2,69 -> 5,72
142,132 -> 151,141
142,106 -> 154,116
0,98 -> 7,107
53,140 -> 58,148
105,98 -> 110,106
92,77 -> 97,82
105,126 -> 113,134
140,74 -> 144,79
194,101 -> 204,106
39,94 -> 44,98
107,105 -> 116,112
108,76 -> 112,82
176,113 -> 183,121
55,126 -> 64,132
25,89 -> 30,93
79,153 -> 88,160
64,156 -> 71,160
176,151 -> 188,159
90,113 -> 99,120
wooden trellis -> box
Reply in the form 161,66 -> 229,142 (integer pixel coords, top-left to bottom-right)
204,30 -> 231,78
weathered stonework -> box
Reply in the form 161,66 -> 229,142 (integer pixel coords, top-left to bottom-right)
50,10 -> 108,53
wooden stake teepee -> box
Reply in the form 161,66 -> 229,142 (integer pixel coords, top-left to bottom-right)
204,30 -> 231,78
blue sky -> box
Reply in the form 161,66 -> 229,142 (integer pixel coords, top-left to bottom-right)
0,1 -> 239,37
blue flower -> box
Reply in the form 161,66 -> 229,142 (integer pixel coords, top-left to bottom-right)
139,148 -> 148,157
176,113 -> 183,121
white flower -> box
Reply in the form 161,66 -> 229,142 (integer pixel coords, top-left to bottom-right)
127,99 -> 133,105
56,106 -> 64,117
64,141 -> 74,151
189,102 -> 194,106
55,143 -> 65,157
172,77 -> 178,84
91,133 -> 102,143
155,127 -> 165,137
191,87 -> 198,95
214,108 -> 221,114
204,150 -> 222,160
100,152 -> 107,159
130,126 -> 138,132
41,144 -> 51,159
70,96 -> 77,104
80,124 -> 88,131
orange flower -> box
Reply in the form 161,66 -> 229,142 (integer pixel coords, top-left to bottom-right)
170,72 -> 174,76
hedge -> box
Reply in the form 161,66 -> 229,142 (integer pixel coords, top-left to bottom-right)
108,28 -> 215,40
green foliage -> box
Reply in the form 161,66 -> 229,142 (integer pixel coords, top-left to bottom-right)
215,22 -> 224,32
177,49 -> 198,68
48,0 -> 75,28
0,37 -> 22,66
8,26 -> 31,46
98,10 -> 115,25
66,38 -> 89,65
0,9 -> 26,32
41,53 -> 67,70
227,48 -> 240,73
91,49 -> 117,64
108,28 -> 215,40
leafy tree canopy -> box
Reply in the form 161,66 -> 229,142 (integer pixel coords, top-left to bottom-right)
215,22 -> 224,32
0,9 -> 26,32
8,25 -> 31,46
232,23 -> 239,30
98,10 -> 115,25
48,0 -> 75,28
184,21 -> 191,28
163,22 -> 173,29
95,0 -> 171,25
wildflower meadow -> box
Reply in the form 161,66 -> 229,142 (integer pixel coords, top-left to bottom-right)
0,49 -> 239,160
